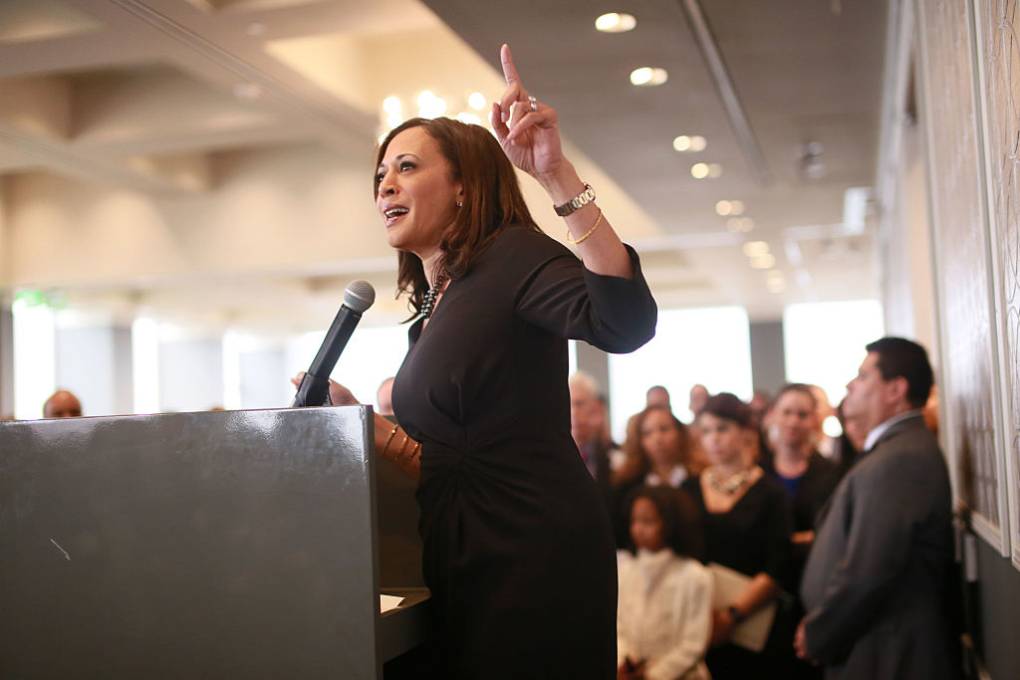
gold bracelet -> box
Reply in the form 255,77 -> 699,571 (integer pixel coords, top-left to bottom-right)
565,208 -> 603,245
382,424 -> 399,456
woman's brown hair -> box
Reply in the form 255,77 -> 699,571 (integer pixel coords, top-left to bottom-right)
374,117 -> 541,315
615,405 -> 692,486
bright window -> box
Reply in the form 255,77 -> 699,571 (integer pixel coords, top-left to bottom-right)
607,306 -> 753,441
784,300 -> 884,406
12,298 -> 56,420
286,324 -> 408,410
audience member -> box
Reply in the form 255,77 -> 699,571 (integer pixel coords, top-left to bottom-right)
763,385 -> 841,560
617,406 -> 696,489
762,384 -> 842,680
923,384 -> 940,435
808,385 -> 836,457
376,376 -> 395,416
688,384 -> 709,420
645,385 -> 671,410
832,399 -> 865,476
617,485 -> 712,680
796,337 -> 960,680
681,393 -> 792,678
748,389 -> 772,428
43,389 -> 82,418
569,372 -> 617,508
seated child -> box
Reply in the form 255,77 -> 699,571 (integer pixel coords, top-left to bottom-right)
618,486 -> 712,680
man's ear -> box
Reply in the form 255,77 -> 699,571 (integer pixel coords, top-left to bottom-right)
886,376 -> 910,407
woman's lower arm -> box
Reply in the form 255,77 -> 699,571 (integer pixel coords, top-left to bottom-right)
732,573 -> 780,617
372,412 -> 421,480
538,161 -> 633,279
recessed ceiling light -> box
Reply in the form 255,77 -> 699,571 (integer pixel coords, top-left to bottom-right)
417,90 -> 447,118
468,92 -> 487,111
726,217 -> 754,232
455,112 -> 483,126
750,254 -> 777,269
742,241 -> 770,258
716,200 -> 745,216
690,163 -> 710,179
630,67 -> 668,86
707,163 -> 723,178
382,96 -> 402,114
595,12 -> 637,32
673,135 -> 707,153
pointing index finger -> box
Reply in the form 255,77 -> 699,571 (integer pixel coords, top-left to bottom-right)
500,43 -> 521,86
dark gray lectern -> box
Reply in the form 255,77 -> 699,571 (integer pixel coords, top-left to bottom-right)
0,406 -> 428,679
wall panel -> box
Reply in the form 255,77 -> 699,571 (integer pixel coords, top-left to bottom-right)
975,0 -> 1020,568
918,0 -> 1011,553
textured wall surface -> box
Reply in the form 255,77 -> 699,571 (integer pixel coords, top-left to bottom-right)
977,0 -> 1020,567
920,0 -> 1009,547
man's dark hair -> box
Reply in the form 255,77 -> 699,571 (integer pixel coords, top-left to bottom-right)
865,337 -> 934,408
624,485 -> 703,560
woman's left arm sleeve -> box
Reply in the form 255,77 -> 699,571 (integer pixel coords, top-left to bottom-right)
515,244 -> 657,353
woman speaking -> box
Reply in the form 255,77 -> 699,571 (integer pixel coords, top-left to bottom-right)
341,45 -> 656,678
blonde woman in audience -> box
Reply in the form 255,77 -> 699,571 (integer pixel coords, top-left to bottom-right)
617,485 -> 713,680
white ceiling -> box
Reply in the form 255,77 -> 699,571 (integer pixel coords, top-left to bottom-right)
0,0 -> 887,330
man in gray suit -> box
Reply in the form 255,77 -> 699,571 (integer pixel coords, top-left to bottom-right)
795,337 -> 959,679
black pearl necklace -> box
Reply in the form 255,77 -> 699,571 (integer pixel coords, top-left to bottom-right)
420,272 -> 448,320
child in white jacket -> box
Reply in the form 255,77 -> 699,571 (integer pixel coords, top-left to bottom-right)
617,486 -> 713,680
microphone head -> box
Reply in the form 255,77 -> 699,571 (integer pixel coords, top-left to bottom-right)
344,280 -> 376,313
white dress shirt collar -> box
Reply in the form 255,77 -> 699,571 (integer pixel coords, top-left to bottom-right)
863,408 -> 923,452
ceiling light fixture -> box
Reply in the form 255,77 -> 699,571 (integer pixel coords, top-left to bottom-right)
468,92 -> 487,111
595,12 -> 637,32
716,200 -> 745,216
726,217 -> 754,232
673,135 -> 707,152
455,112 -> 483,125
707,163 -> 723,178
417,90 -> 447,118
630,67 -> 668,87
750,254 -> 777,269
800,141 -> 827,180
742,241 -> 770,258
691,163 -> 710,179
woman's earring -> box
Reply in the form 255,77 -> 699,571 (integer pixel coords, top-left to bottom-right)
456,200 -> 464,207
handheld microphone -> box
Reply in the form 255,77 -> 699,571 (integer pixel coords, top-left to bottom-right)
292,280 -> 376,407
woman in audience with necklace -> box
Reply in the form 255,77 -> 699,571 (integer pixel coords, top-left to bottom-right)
681,392 -> 792,679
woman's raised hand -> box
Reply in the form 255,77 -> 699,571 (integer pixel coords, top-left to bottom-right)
491,44 -> 564,183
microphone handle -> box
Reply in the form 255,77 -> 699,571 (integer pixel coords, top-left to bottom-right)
292,305 -> 363,407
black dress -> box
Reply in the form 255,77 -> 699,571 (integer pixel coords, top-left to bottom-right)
391,225 -> 657,679
682,473 -> 792,679
762,451 -> 841,589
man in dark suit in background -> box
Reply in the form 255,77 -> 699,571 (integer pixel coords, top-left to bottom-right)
795,337 -> 960,680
